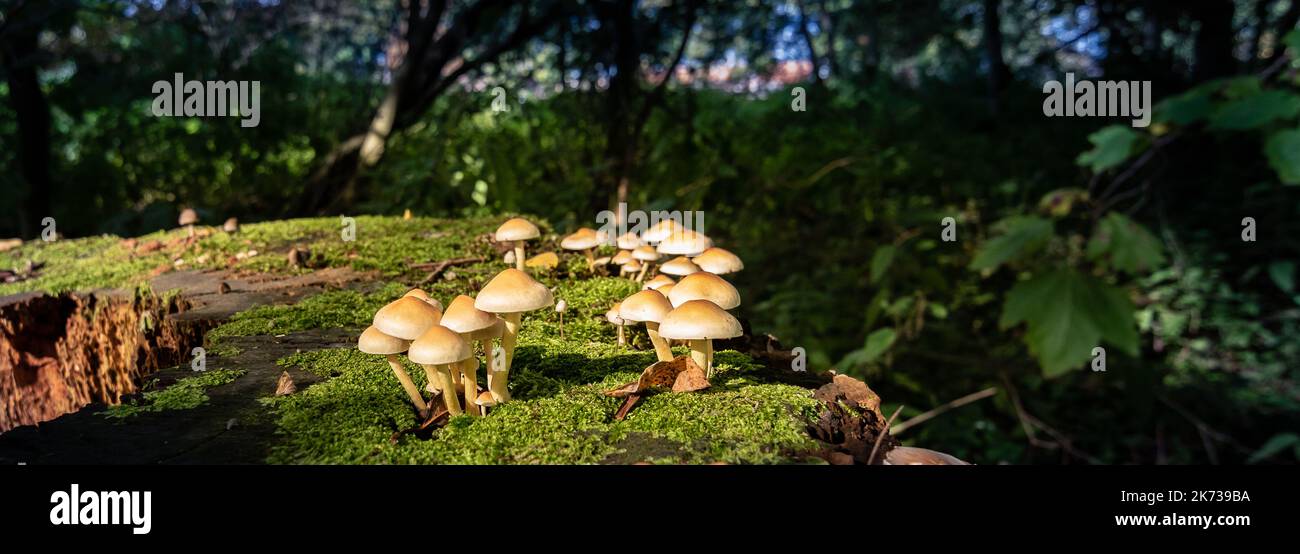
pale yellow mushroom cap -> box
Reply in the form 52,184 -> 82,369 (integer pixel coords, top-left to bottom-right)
441,294 -> 501,334
408,324 -> 472,365
641,219 -> 681,243
611,250 -> 634,265
495,218 -> 540,242
357,326 -> 411,355
656,228 -> 712,256
616,232 -> 642,250
659,256 -> 701,276
631,245 -> 660,262
643,275 -> 675,290
620,260 -> 642,274
560,228 -> 601,251
667,272 -> 740,309
475,390 -> 499,407
374,296 -> 442,340
178,208 -> 198,226
605,302 -> 625,325
474,268 -> 554,313
619,289 -> 672,323
402,288 -> 444,312
658,300 -> 743,340
692,247 -> 744,275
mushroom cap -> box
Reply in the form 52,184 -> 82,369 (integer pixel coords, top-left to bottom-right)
178,208 -> 198,226
357,326 -> 410,355
656,228 -> 712,256
692,247 -> 744,274
403,288 -> 444,312
495,218 -> 540,242
882,446 -> 970,466
620,260 -> 642,273
474,268 -> 554,313
658,256 -> 701,276
605,302 -> 625,325
475,390 -> 498,407
619,289 -> 672,323
616,232 -> 642,250
641,219 -> 681,243
631,245 -> 661,262
668,272 -> 740,309
658,300 -> 743,340
643,275 -> 675,290
657,283 -> 675,297
441,294 -> 501,334
374,296 -> 443,340
560,228 -> 601,251
611,250 -> 634,265
408,324 -> 472,365
222,217 -> 239,232
593,255 -> 612,266
525,251 -> 560,269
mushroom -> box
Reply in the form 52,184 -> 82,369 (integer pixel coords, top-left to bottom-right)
606,302 -> 626,346
474,390 -> 498,416
611,250 -> 634,266
692,247 -> 743,275
631,245 -> 661,281
373,296 -> 443,398
619,259 -> 642,279
657,283 -> 675,297
495,218 -> 541,271
882,447 -> 970,465
442,294 -> 508,407
179,208 -> 199,238
222,217 -> 239,233
616,232 -> 642,250
560,228 -> 602,272
656,228 -> 711,257
667,272 -> 740,309
619,289 -> 674,362
474,268 -> 554,374
555,299 -> 568,339
658,300 -> 742,378
643,274 -> 675,290
408,324 -> 472,417
641,219 -> 682,244
403,288 -> 445,312
357,326 -> 428,418
659,256 -> 701,277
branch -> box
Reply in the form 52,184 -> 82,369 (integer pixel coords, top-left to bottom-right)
890,387 -> 998,435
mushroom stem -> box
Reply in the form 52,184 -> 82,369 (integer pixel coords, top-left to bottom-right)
386,355 -> 429,418
438,364 -> 463,416
645,322 -> 673,362
461,355 -> 479,417
500,312 -> 522,371
688,340 -> 709,374
704,340 -> 715,378
422,364 -> 442,394
186,224 -> 195,238
635,263 -> 650,282
617,323 -> 625,346
513,241 -> 526,271
583,249 -> 595,271
483,337 -> 510,402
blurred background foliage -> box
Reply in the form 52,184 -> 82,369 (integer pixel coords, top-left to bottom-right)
2,0 -> 1299,464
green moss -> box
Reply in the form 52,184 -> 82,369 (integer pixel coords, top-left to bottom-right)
208,283 -> 409,341
99,368 -> 246,419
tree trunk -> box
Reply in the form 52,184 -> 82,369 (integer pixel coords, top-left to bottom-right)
2,25 -> 54,239
1191,0 -> 1237,82
981,0 -> 1011,117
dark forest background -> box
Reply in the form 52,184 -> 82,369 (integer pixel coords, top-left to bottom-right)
3,0 -> 1299,464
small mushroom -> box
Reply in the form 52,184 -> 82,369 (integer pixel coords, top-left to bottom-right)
474,390 -> 498,416
495,218 -> 541,271
606,302 -> 626,346
178,208 -> 199,238
619,289 -> 674,362
560,228 -> 602,272
619,259 -> 642,279
641,219 -> 682,244
442,294 -> 507,408
474,268 -> 554,374
692,247 -> 743,275
358,326 -> 428,418
667,272 -> 740,309
657,283 -> 675,297
555,299 -> 568,339
616,232 -> 642,250
374,296 -> 443,398
658,300 -> 742,379
642,274 -> 675,290
631,245 -> 661,281
403,288 -> 445,312
656,228 -> 712,257
408,324 -> 472,417
659,256 -> 701,277
525,251 -> 560,271
222,217 -> 239,233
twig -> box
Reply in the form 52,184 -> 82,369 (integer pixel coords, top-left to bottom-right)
867,404 -> 904,465
890,387 -> 997,435
415,256 -> 484,285
1000,372 -> 1101,464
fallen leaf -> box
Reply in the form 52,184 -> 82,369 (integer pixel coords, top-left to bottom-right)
275,371 -> 297,396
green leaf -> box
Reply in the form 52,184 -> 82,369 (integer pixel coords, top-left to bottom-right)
860,328 -> 898,363
1265,128 -> 1300,185
970,216 -> 1054,271
1000,269 -> 1138,377
1269,261 -> 1297,294
1156,88 -> 1213,125
1208,90 -> 1300,131
1087,212 -> 1166,274
870,245 -> 896,284
1248,433 -> 1300,464
1077,126 -> 1142,173
1284,29 -> 1300,55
